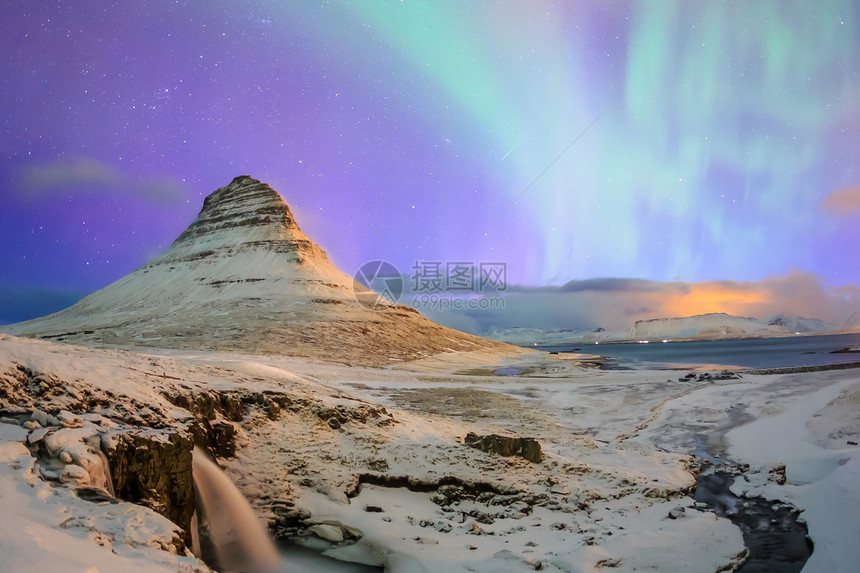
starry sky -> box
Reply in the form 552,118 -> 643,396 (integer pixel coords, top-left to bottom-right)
2,1 -> 860,325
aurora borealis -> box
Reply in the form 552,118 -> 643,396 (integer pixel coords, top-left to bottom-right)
2,1 -> 859,325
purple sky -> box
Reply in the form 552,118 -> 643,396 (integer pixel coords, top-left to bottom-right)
2,1 -> 859,325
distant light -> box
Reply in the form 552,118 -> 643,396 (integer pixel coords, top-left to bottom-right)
662,339 -> 668,343
595,341 -> 599,345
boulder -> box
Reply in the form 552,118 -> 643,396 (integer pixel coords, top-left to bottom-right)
464,433 -> 542,463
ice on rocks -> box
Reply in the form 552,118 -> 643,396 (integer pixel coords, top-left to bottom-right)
309,523 -> 345,543
60,463 -> 88,484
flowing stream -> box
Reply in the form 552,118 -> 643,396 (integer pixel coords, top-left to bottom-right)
694,467 -> 812,572
689,437 -> 813,572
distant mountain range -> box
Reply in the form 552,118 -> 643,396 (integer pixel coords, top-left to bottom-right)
487,312 -> 856,346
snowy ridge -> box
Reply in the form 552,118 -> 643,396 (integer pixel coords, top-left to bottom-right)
487,312 -> 843,346
843,312 -> 860,332
4,176 -> 508,365
486,326 -> 616,346
629,313 -> 788,340
629,312 -> 844,340
765,314 -> 838,334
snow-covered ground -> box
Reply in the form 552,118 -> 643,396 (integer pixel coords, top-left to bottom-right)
0,423 -> 208,573
1,334 -> 858,572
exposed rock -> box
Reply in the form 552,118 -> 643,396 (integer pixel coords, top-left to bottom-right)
468,522 -> 485,535
434,521 -> 452,533
768,463 -> 787,485
57,410 -> 83,428
31,409 -> 49,427
349,473 -> 517,498
667,506 -> 686,519
832,345 -> 860,354
105,430 -> 195,547
190,419 -> 237,458
464,432 -> 543,463
469,510 -> 494,524
27,427 -> 50,444
550,484 -> 570,495
75,486 -> 119,504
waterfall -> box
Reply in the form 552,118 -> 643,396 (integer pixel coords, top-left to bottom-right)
95,449 -> 115,496
191,446 -> 280,573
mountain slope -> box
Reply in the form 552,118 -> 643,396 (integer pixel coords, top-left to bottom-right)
5,176 -> 510,365
629,313 -> 788,340
843,312 -> 860,332
765,315 -> 838,334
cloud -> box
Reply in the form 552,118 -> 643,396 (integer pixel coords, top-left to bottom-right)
416,270 -> 860,335
822,186 -> 860,216
16,156 -> 185,203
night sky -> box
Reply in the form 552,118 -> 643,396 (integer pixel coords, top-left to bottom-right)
2,1 -> 859,324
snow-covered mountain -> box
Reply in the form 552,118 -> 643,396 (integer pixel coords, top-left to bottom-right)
629,313 -> 787,340
843,311 -> 860,332
765,314 -> 839,334
487,312 -> 846,346
5,176 -> 506,365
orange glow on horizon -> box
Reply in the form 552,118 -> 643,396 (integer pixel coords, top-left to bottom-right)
663,283 -> 767,318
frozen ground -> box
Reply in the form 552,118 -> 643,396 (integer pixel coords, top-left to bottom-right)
1,334 -> 858,572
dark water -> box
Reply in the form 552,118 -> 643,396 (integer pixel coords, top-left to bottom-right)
538,332 -> 860,370
694,469 -> 813,572
278,542 -> 382,571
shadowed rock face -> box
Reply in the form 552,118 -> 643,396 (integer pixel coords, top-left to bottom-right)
5,176 -> 511,366
107,431 -> 195,548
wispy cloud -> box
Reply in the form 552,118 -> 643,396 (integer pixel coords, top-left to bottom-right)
16,156 -> 185,203
822,185 -> 860,216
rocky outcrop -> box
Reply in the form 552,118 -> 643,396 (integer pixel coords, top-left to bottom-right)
106,431 -> 195,546
463,432 -> 542,463
832,345 -> 860,354
0,363 -> 304,549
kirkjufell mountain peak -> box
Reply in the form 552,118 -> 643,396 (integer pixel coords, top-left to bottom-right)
5,176 -> 508,365
165,175 -> 324,263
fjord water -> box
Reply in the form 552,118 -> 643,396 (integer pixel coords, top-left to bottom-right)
541,332 -> 860,369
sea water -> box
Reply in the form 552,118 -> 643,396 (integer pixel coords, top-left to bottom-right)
539,332 -> 860,370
